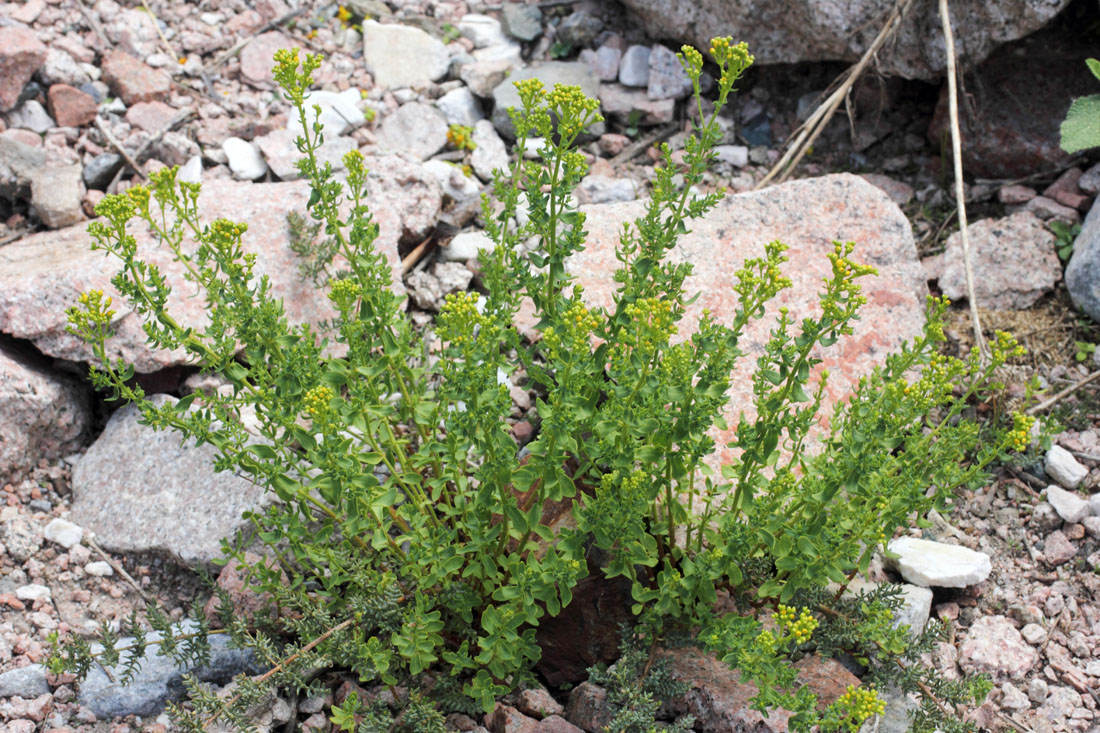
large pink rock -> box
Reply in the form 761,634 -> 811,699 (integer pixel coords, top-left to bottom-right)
518,173 -> 926,470
100,50 -> 170,106
0,162 -> 436,372
0,27 -> 48,112
958,615 -> 1038,681
939,211 -> 1061,310
0,342 -> 89,485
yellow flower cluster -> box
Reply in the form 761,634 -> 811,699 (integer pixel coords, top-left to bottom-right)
624,297 -> 678,352
1007,412 -> 1036,453
446,124 -> 476,152
328,278 -> 362,310
69,290 -> 116,333
543,299 -> 600,356
991,329 -> 1027,362
437,290 -> 487,346
708,37 -> 754,86
835,686 -> 886,728
774,604 -> 817,644
303,384 -> 334,418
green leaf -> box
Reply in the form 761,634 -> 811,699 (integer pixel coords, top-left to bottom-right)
1061,94 -> 1100,153
1088,58 -> 1100,82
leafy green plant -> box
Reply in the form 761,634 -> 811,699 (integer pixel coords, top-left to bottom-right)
441,23 -> 461,44
1076,340 -> 1097,363
1060,58 -> 1100,153
549,39 -> 574,59
53,39 -> 1032,732
446,123 -> 476,152
1051,219 -> 1082,262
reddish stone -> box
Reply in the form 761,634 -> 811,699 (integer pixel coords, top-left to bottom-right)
517,688 -> 564,719
239,31 -> 300,88
100,51 -> 170,105
202,552 -> 285,628
791,655 -> 860,707
564,683 -> 613,733
1054,190 -> 1092,212
1024,195 -> 1080,225
859,173 -> 913,206
511,419 -> 535,444
11,0 -> 46,24
0,27 -> 48,112
487,704 -> 541,733
1043,167 -> 1083,200
597,133 -> 630,157
1043,530 -> 1077,566
998,184 -> 1037,205
538,716 -> 583,732
46,85 -> 96,128
124,101 -> 177,133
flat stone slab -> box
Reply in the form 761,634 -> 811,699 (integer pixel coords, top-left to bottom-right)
518,173 -> 927,472
886,537 -> 992,588
0,164 -> 435,372
71,395 -> 267,567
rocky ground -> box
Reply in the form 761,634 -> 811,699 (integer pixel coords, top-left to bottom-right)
3,0 -> 1100,731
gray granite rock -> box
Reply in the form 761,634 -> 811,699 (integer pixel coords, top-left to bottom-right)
82,152 -> 124,191
501,3 -> 542,41
0,131 -> 47,201
6,100 -> 55,133
31,164 -> 84,229
1044,484 -> 1091,523
0,664 -> 50,698
491,62 -> 600,139
378,102 -> 448,160
618,45 -> 650,87
470,119 -> 508,181
1045,444 -> 1089,489
78,619 -> 259,718
438,230 -> 494,262
647,44 -> 692,100
0,342 -> 89,486
556,11 -> 603,49
436,87 -> 484,128
885,537 -> 991,588
1063,167 -> 1100,322
71,394 -> 270,567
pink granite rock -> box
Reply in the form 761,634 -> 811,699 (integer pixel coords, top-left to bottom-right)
0,170 -> 421,372
101,51 -> 171,106
46,84 -> 97,128
517,173 -> 926,471
0,342 -> 89,485
0,27 -> 48,112
939,211 -> 1061,310
486,703 -> 541,733
239,31 -> 300,88
958,615 -> 1038,681
125,100 -> 178,133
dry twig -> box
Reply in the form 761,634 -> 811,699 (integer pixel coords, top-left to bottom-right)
140,0 -> 182,64
611,122 -> 679,169
939,0 -> 988,363
94,117 -> 145,182
755,0 -> 916,188
1025,368 -> 1100,415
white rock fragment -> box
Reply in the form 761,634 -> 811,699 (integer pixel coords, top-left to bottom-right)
85,560 -> 115,577
1020,623 -> 1046,644
362,21 -> 449,89
714,144 -> 749,167
1044,485 -> 1091,523
1045,444 -> 1088,489
222,137 -> 268,181
436,87 -> 484,128
15,584 -> 51,601
470,119 -> 508,182
886,537 -> 992,588
287,89 -> 365,138
44,517 -> 83,549
177,155 -> 203,184
578,175 -> 637,204
457,14 -> 506,49
439,231 -> 494,262
1090,492 -> 1100,517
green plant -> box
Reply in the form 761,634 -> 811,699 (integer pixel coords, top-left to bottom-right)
1060,58 -> 1100,153
446,123 -> 476,152
53,40 -> 1032,732
585,627 -> 694,732
1051,219 -> 1082,262
549,39 -> 573,59
441,23 -> 461,44
1076,340 -> 1097,363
